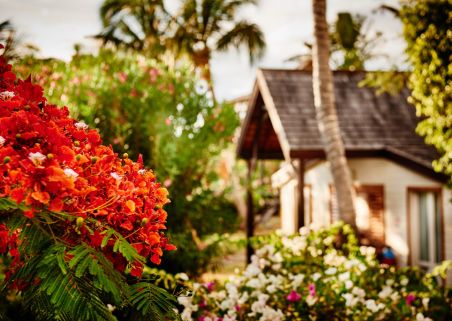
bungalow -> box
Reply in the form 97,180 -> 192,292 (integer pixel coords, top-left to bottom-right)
236,68 -> 452,274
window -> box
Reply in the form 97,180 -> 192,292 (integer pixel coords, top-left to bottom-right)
408,189 -> 443,271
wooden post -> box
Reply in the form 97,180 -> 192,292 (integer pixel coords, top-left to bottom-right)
297,158 -> 305,229
246,112 -> 265,263
246,159 -> 255,263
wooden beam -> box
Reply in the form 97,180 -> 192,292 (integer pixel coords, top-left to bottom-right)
246,112 -> 265,263
246,159 -> 254,263
256,69 -> 292,162
297,158 -> 305,229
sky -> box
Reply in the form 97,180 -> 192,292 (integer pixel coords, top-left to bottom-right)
0,0 -> 405,101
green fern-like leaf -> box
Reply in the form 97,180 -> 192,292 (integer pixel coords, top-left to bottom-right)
34,244 -> 117,321
68,244 -> 128,302
129,282 -> 180,321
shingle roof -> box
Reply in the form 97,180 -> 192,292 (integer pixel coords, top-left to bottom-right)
237,69 -> 444,182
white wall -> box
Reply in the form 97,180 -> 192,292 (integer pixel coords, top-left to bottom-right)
303,158 -> 452,272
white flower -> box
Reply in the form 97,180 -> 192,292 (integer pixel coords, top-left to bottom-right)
106,304 -> 116,312
422,297 -> 429,309
365,299 -> 379,313
223,314 -> 237,321
290,273 -> 305,288
238,291 -> 249,304
345,280 -> 353,289
342,293 -> 359,307
416,313 -> 432,321
0,136 -> 5,146
352,287 -> 366,298
306,295 -> 317,306
74,121 -> 89,130
138,169 -> 146,175
244,264 -> 261,278
64,168 -> 79,179
28,152 -> 46,165
245,278 -> 260,288
110,172 -> 122,180
0,91 -> 15,100
325,267 -> 337,275
339,272 -> 350,282
378,286 -> 393,299
176,273 -> 189,281
312,273 -> 321,281
400,278 -> 409,286
220,299 -> 235,310
266,284 -> 277,293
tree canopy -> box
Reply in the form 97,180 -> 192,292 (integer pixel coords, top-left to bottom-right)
401,0 -> 452,180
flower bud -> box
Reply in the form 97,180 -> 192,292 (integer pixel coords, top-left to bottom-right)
141,218 -> 149,226
75,154 -> 82,161
91,156 -> 98,164
74,140 -> 80,147
47,153 -> 54,160
123,153 -> 129,159
76,217 -> 84,228
3,156 -> 10,164
15,133 -> 21,139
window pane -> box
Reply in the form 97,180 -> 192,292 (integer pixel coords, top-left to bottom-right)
419,193 -> 429,262
435,194 -> 441,263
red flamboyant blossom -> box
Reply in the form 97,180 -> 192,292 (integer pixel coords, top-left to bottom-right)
0,49 -> 175,277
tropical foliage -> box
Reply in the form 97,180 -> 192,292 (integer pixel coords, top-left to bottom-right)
15,50 -> 241,276
168,0 -> 265,89
179,222 -> 452,321
0,48 -> 179,320
96,0 -> 170,55
289,12 -> 383,72
400,0 -> 452,181
0,21 -> 20,62
97,0 -> 266,97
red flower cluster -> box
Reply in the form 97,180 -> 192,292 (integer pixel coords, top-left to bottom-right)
0,51 -> 175,277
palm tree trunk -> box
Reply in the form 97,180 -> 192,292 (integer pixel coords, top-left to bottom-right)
311,0 -> 357,227
202,64 -> 217,103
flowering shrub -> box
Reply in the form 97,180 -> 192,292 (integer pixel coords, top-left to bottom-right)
16,50 -> 240,276
0,48 -> 178,320
179,223 -> 452,321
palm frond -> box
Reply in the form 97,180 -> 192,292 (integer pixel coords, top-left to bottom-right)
216,20 -> 266,64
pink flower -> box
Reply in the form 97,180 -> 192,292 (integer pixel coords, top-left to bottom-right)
117,72 -> 128,84
149,68 -> 159,83
167,83 -> 175,94
235,304 -> 240,311
165,118 -> 172,126
164,178 -> 172,187
287,290 -> 301,302
205,281 -> 215,292
198,299 -> 207,308
406,293 -> 415,306
308,283 -> 316,297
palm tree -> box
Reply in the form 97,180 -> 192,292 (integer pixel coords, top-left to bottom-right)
168,0 -> 266,98
0,20 -> 20,61
311,0 -> 357,227
288,12 -> 383,71
96,0 -> 169,55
